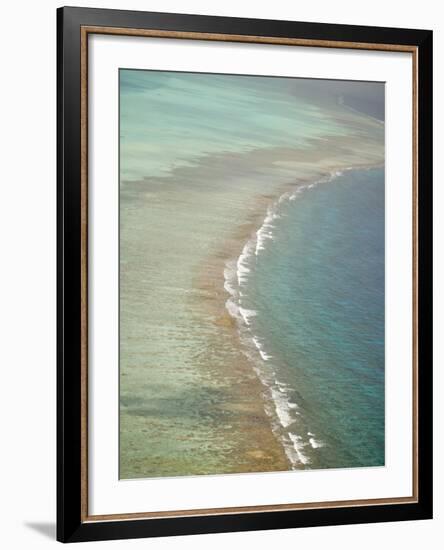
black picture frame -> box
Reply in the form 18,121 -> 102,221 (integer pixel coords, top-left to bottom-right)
57,6 -> 433,543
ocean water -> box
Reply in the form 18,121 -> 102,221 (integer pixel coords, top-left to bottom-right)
120,70 -> 364,182
119,69 -> 385,478
227,167 -> 385,468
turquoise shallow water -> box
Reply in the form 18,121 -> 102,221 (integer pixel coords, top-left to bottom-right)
233,168 -> 385,468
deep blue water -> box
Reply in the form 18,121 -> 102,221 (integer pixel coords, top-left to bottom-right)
243,168 -> 385,469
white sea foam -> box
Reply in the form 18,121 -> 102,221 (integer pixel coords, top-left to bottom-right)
238,307 -> 257,326
289,188 -> 303,200
270,388 -> 294,428
309,437 -> 324,449
225,298 -> 239,319
259,350 -> 273,361
288,433 -> 310,465
255,207 -> 279,256
223,262 -> 237,295
252,336 -> 263,349
236,263 -> 250,286
236,241 -> 254,286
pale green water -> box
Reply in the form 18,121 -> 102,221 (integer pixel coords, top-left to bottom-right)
120,71 -> 359,182
119,70 -> 384,478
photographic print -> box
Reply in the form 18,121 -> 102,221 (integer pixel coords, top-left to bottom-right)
58,8 -> 432,541
119,70 -> 385,479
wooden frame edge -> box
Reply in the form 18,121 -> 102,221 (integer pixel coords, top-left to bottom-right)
412,47 -> 419,502
78,24 -> 420,526
84,496 -> 418,523
82,25 -> 418,53
80,25 -> 89,522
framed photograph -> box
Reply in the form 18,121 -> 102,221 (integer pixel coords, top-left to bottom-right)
57,6 -> 433,543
